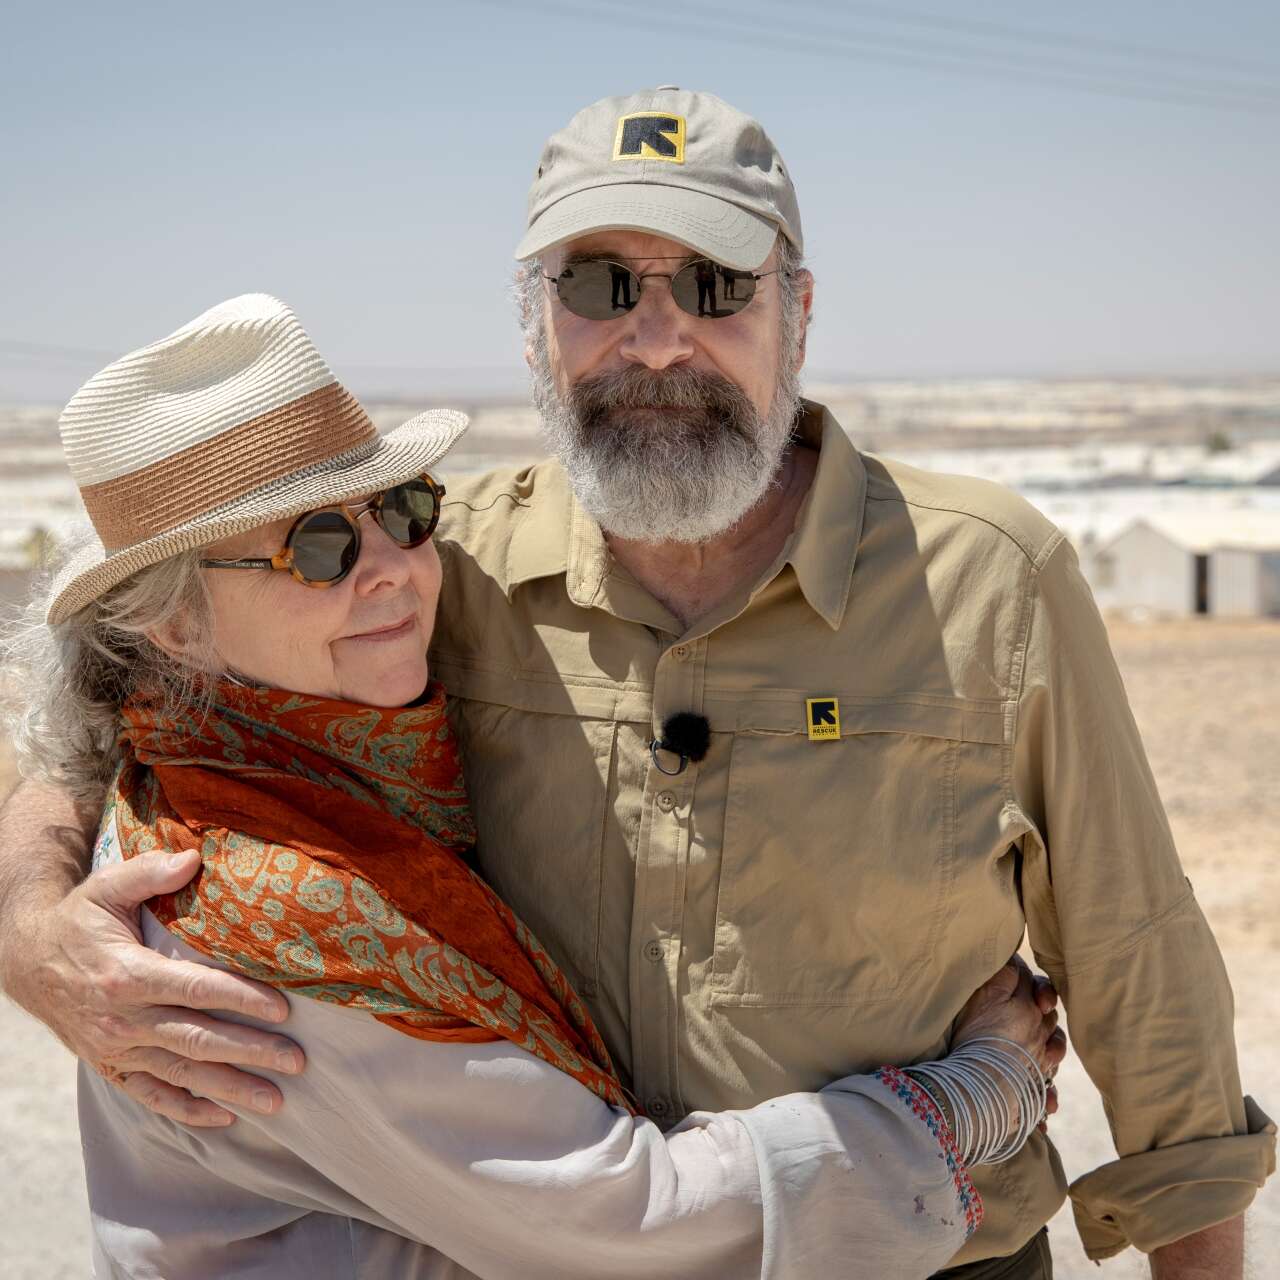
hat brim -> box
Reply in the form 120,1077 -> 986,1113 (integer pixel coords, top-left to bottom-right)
515,183 -> 779,271
46,408 -> 468,625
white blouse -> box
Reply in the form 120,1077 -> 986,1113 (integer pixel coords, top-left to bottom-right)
77,905 -> 975,1280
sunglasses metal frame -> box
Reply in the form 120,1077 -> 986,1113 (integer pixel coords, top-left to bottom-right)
544,256 -> 785,321
199,474 -> 446,589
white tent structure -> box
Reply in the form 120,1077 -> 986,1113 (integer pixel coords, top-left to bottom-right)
1088,512 -> 1280,617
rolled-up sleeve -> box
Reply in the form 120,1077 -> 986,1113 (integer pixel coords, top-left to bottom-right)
1010,535 -> 1276,1260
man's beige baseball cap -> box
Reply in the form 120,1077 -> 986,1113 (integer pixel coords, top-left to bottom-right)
516,87 -> 802,271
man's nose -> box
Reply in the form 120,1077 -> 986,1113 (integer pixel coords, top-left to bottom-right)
617,276 -> 696,371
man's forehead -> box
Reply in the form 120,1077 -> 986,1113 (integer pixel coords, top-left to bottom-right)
550,229 -> 777,270
552,230 -> 701,264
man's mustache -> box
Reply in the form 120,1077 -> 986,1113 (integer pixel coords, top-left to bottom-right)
564,366 -> 758,431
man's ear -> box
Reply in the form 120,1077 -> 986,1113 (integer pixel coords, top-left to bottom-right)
793,268 -> 815,371
520,260 -> 547,371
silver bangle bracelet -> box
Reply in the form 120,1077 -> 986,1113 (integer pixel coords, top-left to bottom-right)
906,1036 -> 1048,1166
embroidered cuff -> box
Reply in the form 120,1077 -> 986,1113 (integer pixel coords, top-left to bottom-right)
875,1065 -> 983,1239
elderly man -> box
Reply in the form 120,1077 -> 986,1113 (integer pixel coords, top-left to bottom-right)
0,88 -> 1272,1278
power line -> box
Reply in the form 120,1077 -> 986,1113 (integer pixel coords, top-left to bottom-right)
599,0 -> 1280,111
0,339 -> 119,361
0,340 -> 119,368
773,0 -> 1280,81
0,341 -> 524,383
331,361 -> 526,376
680,0 -> 1280,108
479,0 -> 1280,117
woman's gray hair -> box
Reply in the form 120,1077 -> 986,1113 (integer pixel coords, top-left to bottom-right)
1,526 -> 219,801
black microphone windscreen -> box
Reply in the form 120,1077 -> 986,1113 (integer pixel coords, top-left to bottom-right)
661,712 -> 711,763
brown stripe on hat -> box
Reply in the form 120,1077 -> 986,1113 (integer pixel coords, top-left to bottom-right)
80,383 -> 378,551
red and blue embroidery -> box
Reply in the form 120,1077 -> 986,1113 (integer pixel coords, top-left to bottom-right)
874,1065 -> 983,1239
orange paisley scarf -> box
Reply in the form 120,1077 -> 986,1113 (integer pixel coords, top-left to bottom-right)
112,681 -> 631,1111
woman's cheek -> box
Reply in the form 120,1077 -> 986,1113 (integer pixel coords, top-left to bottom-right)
275,582 -> 342,681
415,544 -> 444,617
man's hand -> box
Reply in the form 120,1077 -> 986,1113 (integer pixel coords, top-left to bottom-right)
5,846 -> 303,1126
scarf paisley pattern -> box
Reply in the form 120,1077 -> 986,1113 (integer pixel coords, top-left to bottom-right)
112,681 -> 631,1111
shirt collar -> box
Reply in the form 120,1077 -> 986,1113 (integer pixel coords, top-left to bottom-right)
783,400 -> 867,630
500,463 -> 624,612
502,462 -> 573,598
502,398 -> 867,631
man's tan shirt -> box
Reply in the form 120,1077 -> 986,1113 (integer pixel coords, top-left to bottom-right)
431,401 -> 1273,1264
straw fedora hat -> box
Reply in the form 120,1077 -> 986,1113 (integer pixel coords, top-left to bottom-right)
46,293 -> 468,624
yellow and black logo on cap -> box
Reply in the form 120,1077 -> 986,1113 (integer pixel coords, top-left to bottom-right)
805,697 -> 841,742
613,112 -> 686,163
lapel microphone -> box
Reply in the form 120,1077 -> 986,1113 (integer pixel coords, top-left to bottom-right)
649,712 -> 712,777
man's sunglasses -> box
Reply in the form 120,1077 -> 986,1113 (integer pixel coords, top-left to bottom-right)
544,257 -> 784,322
199,474 -> 445,588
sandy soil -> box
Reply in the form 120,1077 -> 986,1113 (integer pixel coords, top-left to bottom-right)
0,619 -> 1275,1278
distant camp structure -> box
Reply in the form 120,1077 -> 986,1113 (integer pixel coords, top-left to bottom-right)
1082,512 -> 1280,619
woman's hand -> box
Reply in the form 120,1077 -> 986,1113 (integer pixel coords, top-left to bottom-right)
955,956 -> 1065,1064
951,956 -> 1067,1129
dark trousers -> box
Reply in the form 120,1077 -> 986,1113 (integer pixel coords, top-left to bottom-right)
930,1228 -> 1052,1280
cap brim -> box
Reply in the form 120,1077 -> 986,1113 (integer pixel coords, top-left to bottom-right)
46,409 -> 468,625
516,183 -> 779,271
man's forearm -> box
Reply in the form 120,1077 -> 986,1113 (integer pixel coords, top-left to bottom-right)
0,778 -> 96,995
1150,1215 -> 1244,1280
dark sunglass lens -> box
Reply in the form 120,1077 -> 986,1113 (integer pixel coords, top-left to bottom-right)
290,510 -> 357,582
379,479 -> 439,546
671,261 -> 755,318
555,260 -> 637,320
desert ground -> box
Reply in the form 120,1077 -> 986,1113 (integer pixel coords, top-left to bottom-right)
0,616 -> 1276,1277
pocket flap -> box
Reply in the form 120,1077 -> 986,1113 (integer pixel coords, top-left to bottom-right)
704,692 -> 1006,744
438,658 -> 1006,744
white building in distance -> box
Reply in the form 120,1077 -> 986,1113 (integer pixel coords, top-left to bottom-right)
1087,512 -> 1280,618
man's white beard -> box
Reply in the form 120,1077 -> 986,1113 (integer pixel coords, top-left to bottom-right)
530,341 -> 802,545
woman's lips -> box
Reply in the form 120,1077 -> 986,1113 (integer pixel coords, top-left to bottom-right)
345,615 -> 417,642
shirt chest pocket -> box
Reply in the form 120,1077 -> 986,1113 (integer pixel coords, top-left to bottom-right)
709,697 -> 1010,1006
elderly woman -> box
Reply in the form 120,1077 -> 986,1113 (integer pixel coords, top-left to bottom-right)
6,295 -> 1063,1280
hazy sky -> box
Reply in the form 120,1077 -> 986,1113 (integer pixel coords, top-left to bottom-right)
3,1 -> 1278,402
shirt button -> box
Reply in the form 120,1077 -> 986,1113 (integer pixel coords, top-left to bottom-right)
656,790 -> 677,812
643,940 -> 665,963
671,644 -> 690,661
647,1097 -> 670,1118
